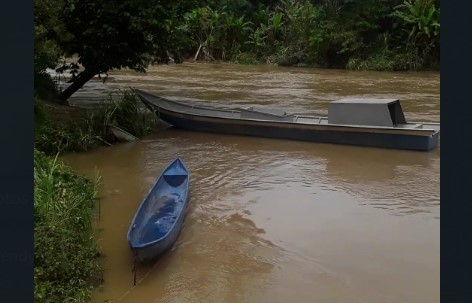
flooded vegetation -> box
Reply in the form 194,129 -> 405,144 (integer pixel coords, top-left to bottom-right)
59,63 -> 439,303
35,90 -> 155,155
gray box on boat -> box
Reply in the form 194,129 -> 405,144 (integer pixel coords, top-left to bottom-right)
328,98 -> 406,127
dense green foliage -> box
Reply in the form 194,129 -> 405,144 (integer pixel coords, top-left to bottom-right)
34,0 -> 440,99
35,0 -> 185,101
34,0 -> 64,99
88,90 -> 156,139
35,90 -> 156,155
34,149 -> 102,302
179,0 -> 440,70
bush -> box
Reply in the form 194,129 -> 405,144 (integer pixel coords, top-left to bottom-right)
231,52 -> 260,65
34,149 -> 102,303
34,120 -> 100,155
346,49 -> 426,71
346,53 -> 395,71
87,89 -> 156,139
34,89 -> 156,155
35,72 -> 60,101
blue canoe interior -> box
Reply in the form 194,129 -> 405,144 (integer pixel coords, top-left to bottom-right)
127,157 -> 189,261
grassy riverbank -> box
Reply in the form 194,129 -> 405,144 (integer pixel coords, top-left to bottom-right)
34,88 -> 157,302
35,89 -> 156,155
34,149 -> 102,302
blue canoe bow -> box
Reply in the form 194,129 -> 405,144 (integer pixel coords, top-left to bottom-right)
127,157 -> 190,263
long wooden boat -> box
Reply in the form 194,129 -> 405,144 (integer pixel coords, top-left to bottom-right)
127,157 -> 190,263
132,89 -> 440,151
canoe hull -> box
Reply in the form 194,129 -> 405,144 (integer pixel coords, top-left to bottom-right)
157,107 -> 439,151
127,158 -> 190,263
132,205 -> 187,262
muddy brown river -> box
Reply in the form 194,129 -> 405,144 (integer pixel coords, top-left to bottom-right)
61,63 -> 439,303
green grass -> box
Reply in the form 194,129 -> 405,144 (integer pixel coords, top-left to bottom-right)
231,52 -> 260,65
33,89 -> 157,300
34,149 -> 102,303
34,89 -> 156,155
346,49 -> 426,71
86,89 -> 156,139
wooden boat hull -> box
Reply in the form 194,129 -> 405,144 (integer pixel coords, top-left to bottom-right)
127,157 -> 189,263
107,125 -> 138,142
134,89 -> 439,151
156,107 -> 439,151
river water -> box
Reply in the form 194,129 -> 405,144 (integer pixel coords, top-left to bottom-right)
61,63 -> 439,303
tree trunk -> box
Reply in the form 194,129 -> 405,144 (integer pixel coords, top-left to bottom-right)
194,44 -> 203,61
59,69 -> 97,103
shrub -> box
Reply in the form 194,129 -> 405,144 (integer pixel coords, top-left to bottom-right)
34,149 -> 102,302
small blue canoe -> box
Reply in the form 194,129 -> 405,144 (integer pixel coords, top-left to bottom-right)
127,157 -> 190,263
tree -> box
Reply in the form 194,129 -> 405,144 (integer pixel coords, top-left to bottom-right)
34,0 -> 63,74
34,0 -> 66,98
57,0 -> 184,102
392,0 -> 440,60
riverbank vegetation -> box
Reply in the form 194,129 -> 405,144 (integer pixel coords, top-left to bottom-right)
179,0 -> 440,70
35,0 -> 440,102
34,89 -> 156,301
34,149 -> 102,302
35,89 -> 156,155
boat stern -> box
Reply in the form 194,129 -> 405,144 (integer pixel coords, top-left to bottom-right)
133,242 -> 166,263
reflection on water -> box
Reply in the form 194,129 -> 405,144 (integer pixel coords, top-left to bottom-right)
61,63 -> 439,303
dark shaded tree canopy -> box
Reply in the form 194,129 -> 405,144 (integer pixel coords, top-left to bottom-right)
58,0 -> 184,101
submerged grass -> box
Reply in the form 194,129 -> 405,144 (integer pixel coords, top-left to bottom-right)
35,89 -> 156,155
86,89 -> 156,139
346,49 -> 426,71
34,149 -> 102,303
